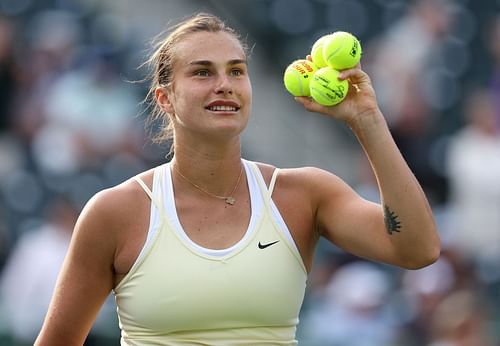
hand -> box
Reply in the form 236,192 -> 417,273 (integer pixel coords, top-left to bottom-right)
294,59 -> 381,129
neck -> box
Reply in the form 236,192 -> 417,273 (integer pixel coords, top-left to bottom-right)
173,133 -> 241,167
171,147 -> 243,196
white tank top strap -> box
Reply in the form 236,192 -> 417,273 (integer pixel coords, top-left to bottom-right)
133,167 -> 165,215
134,165 -> 169,241
247,161 -> 269,204
118,167 -> 166,287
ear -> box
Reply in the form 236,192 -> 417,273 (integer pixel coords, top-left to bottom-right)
155,87 -> 174,115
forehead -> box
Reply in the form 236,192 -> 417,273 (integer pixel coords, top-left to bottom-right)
174,31 -> 245,65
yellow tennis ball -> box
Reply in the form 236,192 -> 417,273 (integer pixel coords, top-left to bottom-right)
310,34 -> 332,68
283,59 -> 318,97
309,67 -> 349,106
323,31 -> 362,70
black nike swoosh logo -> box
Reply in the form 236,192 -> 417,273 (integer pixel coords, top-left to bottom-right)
258,240 -> 280,249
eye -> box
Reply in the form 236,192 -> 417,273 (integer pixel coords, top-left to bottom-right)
194,69 -> 210,77
230,69 -> 242,76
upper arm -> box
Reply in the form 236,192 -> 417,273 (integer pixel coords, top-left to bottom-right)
35,189 -> 120,346
310,168 -> 399,265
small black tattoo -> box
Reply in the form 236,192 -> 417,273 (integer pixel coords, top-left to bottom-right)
384,204 -> 401,235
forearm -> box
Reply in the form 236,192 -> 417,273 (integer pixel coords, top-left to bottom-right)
296,66 -> 440,268
350,109 -> 440,268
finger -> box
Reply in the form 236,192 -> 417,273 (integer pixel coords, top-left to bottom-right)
306,55 -> 313,62
294,96 -> 326,113
338,68 -> 368,84
294,96 -> 310,107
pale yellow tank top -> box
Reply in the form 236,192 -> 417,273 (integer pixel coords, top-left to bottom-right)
113,160 -> 307,345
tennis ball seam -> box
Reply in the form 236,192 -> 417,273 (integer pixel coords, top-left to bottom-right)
288,68 -> 305,96
324,38 -> 345,65
311,35 -> 330,68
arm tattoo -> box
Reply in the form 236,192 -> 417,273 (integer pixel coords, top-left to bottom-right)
384,204 -> 401,235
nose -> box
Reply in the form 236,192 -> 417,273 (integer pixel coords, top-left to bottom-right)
214,73 -> 233,95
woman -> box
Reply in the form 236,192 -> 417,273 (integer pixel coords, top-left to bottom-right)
35,13 -> 440,346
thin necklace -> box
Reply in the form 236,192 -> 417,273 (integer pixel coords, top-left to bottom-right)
173,163 -> 243,205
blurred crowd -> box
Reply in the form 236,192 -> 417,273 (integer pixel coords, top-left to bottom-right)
0,0 -> 499,345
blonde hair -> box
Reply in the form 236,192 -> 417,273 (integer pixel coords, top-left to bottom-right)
143,13 -> 248,152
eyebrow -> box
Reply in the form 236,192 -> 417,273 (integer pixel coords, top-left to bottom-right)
188,59 -> 247,67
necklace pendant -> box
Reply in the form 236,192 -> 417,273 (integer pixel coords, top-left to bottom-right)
225,197 -> 236,205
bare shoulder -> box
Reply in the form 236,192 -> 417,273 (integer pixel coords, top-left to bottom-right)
255,161 -> 346,194
73,169 -> 154,257
254,161 -> 322,180
82,170 -> 152,224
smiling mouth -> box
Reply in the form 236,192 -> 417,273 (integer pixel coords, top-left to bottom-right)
206,105 -> 239,112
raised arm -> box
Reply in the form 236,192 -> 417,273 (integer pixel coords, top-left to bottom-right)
35,189 -> 119,346
296,66 -> 440,269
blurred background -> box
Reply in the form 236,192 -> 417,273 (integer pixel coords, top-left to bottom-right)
0,0 -> 499,345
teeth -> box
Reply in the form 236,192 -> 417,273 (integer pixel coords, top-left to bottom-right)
209,105 -> 237,111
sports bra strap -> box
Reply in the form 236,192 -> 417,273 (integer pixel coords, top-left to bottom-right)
134,176 -> 154,201
247,161 -> 280,207
268,168 -> 280,197
133,172 -> 165,215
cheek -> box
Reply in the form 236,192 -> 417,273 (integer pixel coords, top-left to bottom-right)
172,84 -> 205,110
239,81 -> 252,116
239,79 -> 252,100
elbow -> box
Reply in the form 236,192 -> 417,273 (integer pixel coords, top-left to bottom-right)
401,240 -> 441,270
402,245 -> 441,270
404,247 -> 440,270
